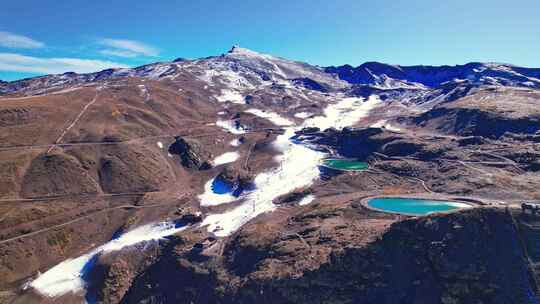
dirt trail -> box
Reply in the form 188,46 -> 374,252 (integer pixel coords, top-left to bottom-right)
0,191 -> 157,203
0,192 -> 191,245
46,88 -> 102,154
0,115 -> 282,152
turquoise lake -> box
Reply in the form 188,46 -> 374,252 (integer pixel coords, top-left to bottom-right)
321,159 -> 369,171
368,197 -> 471,216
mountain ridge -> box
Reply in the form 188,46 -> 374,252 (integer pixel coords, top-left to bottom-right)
325,61 -> 540,89
2,47 -> 540,96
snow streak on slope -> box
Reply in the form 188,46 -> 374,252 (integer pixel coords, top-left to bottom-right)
230,138 -> 242,147
201,96 -> 379,237
216,89 -> 245,104
298,194 -> 316,206
198,178 -> 239,207
216,120 -> 246,134
371,119 -> 402,132
212,151 -> 240,165
305,96 -> 379,130
29,222 -> 186,298
245,108 -> 293,126
294,112 -> 312,119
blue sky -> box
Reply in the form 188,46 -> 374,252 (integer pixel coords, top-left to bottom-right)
1,0 -> 539,81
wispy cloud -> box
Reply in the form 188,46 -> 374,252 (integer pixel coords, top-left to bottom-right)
99,38 -> 158,58
0,53 -> 129,74
99,49 -> 138,58
0,31 -> 45,49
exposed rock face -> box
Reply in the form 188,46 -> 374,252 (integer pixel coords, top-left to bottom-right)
273,188 -> 312,205
86,243 -> 163,304
220,209 -> 533,304
91,208 -> 536,304
292,78 -> 329,92
413,106 -> 540,139
216,166 -> 254,195
407,87 -> 540,139
500,148 -> 540,172
168,137 -> 212,170
300,127 -> 443,161
285,208 -> 533,304
318,208 -> 535,304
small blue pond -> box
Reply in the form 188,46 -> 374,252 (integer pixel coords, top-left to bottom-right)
368,197 -> 471,216
211,178 -> 234,194
211,177 -> 254,197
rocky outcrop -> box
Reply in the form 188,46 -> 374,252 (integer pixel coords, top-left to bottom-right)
412,106 -> 540,139
216,166 -> 254,195
292,78 -> 329,92
86,243 -> 163,304
168,137 -> 212,170
400,87 -> 540,139
231,208 -> 534,304
499,148 -> 540,172
273,188 -> 312,205
94,207 -> 537,304
297,127 -> 447,161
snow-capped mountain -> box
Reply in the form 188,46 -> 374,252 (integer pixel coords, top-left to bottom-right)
0,46 -> 346,97
325,62 -> 540,90
1,46 -> 540,107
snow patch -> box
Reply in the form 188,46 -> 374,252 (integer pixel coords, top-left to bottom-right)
245,109 -> 293,126
201,96 -> 380,237
198,178 -> 239,207
305,96 -> 379,130
201,127 -> 322,236
294,112 -> 312,119
216,120 -> 247,134
156,141 -> 163,149
216,89 -> 244,104
230,138 -> 242,147
29,222 -> 186,298
212,151 -> 240,166
298,194 -> 315,206
32,95 -> 380,297
370,119 -> 401,132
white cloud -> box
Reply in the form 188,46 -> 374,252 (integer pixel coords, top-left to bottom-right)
0,31 -> 44,49
0,53 -> 129,74
99,38 -> 158,57
98,49 -> 137,58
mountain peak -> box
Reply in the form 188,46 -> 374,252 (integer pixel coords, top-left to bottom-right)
227,45 -> 263,57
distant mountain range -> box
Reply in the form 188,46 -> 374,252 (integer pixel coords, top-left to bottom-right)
2,46 -> 540,97
325,62 -> 540,89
